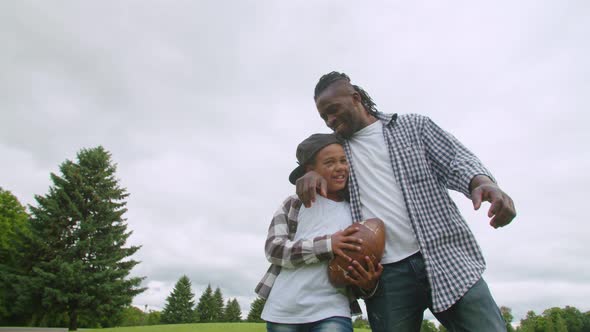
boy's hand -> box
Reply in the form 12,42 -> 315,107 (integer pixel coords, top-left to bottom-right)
331,226 -> 362,262
296,171 -> 327,208
344,256 -> 383,292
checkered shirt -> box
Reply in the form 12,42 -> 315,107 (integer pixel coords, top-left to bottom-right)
343,112 -> 494,312
255,195 -> 362,315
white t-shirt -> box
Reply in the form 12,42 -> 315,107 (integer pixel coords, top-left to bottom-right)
261,195 -> 352,323
348,120 -> 420,263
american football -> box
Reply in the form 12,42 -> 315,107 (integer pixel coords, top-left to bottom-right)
328,218 -> 386,287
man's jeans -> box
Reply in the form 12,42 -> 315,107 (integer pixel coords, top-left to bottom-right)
266,316 -> 352,332
365,252 -> 506,332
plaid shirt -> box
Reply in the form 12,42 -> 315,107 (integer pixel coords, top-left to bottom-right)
255,195 -> 362,315
344,112 -> 494,312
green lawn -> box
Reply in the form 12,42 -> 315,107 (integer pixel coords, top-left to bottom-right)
83,323 -> 371,331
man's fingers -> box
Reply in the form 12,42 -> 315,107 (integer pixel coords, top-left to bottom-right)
471,187 -> 483,210
318,178 -> 327,198
308,183 -> 317,205
487,196 -> 503,218
491,204 -> 515,228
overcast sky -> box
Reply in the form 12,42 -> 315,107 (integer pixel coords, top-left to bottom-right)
1,0 -> 588,322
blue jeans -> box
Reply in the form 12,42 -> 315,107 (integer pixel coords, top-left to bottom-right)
365,252 -> 506,332
266,316 -> 352,332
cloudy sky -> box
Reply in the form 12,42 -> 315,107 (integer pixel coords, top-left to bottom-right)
1,0 -> 588,322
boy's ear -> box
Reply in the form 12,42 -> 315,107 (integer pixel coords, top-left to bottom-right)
305,164 -> 314,173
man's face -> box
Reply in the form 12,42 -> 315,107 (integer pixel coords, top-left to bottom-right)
315,82 -> 369,138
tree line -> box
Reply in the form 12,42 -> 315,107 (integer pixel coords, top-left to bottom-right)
143,275 -> 257,324
416,306 -> 590,332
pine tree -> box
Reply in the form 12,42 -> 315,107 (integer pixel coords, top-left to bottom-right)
224,298 -> 241,322
211,287 -> 224,322
196,284 -> 214,322
161,275 -> 196,324
247,297 -> 266,322
27,146 -> 145,330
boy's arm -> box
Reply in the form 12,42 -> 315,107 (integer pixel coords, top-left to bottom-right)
265,197 -> 332,268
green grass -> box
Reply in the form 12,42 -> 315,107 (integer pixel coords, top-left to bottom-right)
83,322 -> 371,331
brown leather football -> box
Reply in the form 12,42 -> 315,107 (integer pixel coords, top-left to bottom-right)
328,218 -> 386,287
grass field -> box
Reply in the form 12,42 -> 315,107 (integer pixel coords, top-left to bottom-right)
83,323 -> 372,331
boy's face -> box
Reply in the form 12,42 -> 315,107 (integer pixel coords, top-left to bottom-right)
308,144 -> 349,196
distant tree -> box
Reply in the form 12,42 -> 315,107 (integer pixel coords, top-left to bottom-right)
519,310 -> 540,332
161,275 -> 196,324
247,297 -> 266,322
0,187 -> 31,323
567,306 -> 586,332
501,306 -> 515,332
119,306 -> 145,326
27,146 -> 145,330
421,319 -> 438,332
224,298 -> 242,322
438,324 -> 448,332
211,287 -> 224,322
196,284 -> 214,322
146,311 -> 161,325
583,310 -> 590,331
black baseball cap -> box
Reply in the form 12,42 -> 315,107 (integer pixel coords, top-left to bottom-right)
288,133 -> 343,185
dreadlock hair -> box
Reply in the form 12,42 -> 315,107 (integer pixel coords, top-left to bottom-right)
313,71 -> 378,115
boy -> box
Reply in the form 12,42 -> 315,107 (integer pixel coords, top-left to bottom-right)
255,133 -> 381,332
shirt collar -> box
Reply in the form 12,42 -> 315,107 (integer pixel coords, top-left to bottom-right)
371,111 -> 397,126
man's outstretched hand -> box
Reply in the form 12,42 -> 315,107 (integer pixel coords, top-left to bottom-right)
470,175 -> 516,228
296,170 -> 327,208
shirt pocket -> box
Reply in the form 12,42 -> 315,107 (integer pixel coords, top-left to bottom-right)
400,144 -> 431,184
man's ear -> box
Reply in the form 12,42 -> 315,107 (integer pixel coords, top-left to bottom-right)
351,91 -> 365,109
351,91 -> 362,103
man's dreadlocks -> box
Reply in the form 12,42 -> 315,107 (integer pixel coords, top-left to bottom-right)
313,71 -> 378,115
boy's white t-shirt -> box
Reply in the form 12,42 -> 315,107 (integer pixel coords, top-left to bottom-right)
261,195 -> 352,324
348,120 -> 420,263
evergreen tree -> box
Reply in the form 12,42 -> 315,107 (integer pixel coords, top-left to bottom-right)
211,287 -> 224,322
0,187 -> 31,323
196,284 -> 214,322
224,298 -> 242,322
247,297 -> 266,322
27,146 -> 145,330
161,275 -> 196,324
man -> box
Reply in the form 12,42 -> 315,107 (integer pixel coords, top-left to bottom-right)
296,72 -> 516,331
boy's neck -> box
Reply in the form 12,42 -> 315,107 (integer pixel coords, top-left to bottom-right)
326,192 -> 344,202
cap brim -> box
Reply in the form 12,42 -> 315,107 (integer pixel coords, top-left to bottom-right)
289,165 -> 306,185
